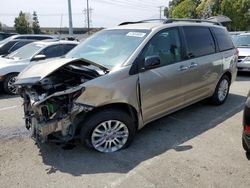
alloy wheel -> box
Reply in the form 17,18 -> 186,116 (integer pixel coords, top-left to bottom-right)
7,76 -> 18,94
218,79 -> 229,102
91,120 -> 129,152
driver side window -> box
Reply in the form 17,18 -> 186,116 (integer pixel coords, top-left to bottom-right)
142,28 -> 182,67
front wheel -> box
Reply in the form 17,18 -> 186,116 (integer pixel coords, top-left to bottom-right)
80,109 -> 136,153
210,75 -> 230,105
3,73 -> 19,95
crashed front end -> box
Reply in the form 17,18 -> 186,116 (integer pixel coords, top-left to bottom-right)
15,58 -> 108,142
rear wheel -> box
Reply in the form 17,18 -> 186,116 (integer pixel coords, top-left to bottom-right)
3,73 -> 18,95
210,75 -> 230,105
80,109 -> 136,153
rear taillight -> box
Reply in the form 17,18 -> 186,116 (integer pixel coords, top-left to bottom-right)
244,125 -> 250,134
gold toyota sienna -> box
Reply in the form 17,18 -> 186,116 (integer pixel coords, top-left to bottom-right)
15,19 -> 238,152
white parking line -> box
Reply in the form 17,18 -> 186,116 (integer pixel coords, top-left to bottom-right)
0,106 -> 18,111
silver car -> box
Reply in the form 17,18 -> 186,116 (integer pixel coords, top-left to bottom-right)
0,40 -> 78,94
15,20 -> 237,152
235,33 -> 250,71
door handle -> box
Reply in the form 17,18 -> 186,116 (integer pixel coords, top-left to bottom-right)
178,65 -> 189,71
189,62 -> 198,69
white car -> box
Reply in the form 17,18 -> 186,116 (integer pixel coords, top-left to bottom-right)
235,33 -> 250,71
0,40 -> 78,94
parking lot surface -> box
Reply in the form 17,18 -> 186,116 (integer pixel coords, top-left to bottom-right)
0,73 -> 250,188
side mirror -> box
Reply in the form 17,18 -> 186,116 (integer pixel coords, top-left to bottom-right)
31,54 -> 46,61
144,56 -> 161,70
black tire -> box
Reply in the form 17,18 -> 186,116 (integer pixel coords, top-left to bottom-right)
80,109 -> 136,152
242,138 -> 250,153
3,73 -> 18,95
210,75 -> 230,105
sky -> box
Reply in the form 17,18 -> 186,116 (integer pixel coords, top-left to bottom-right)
0,0 -> 169,28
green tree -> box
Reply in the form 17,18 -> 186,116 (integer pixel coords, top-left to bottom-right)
14,11 -> 32,34
0,22 -> 2,31
171,0 -> 198,18
168,0 -> 250,30
164,7 -> 170,18
168,0 -> 184,18
32,11 -> 40,34
221,0 -> 250,30
196,0 -> 213,18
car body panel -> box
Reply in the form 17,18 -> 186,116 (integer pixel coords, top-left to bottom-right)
181,53 -> 223,105
139,62 -> 184,124
237,48 -> 250,70
234,33 -> 250,71
243,91 -> 250,151
76,66 -> 140,115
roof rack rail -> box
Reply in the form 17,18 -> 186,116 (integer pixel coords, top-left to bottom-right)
119,19 -> 166,26
163,18 -> 222,26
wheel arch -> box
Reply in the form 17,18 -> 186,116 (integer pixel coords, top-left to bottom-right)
1,72 -> 19,81
88,103 -> 139,128
222,71 -> 232,84
213,71 -> 232,92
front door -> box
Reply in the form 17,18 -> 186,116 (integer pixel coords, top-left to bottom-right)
138,28 -> 186,123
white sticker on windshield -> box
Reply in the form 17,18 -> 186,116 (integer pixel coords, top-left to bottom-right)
126,32 -> 146,38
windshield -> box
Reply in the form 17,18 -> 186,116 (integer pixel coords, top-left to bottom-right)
6,42 -> 45,59
66,29 -> 150,68
235,35 -> 250,47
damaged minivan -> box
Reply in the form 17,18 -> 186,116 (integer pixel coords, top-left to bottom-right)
15,19 -> 237,152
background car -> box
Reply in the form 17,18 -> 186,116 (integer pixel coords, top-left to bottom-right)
229,31 -> 243,44
234,33 -> 250,71
0,39 -> 37,56
0,40 -> 78,94
0,32 -> 17,41
242,91 -> 250,154
0,34 -> 58,47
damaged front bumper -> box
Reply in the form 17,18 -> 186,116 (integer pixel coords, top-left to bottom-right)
22,86 -> 94,142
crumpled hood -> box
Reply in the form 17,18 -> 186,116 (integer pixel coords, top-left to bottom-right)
15,57 -> 109,85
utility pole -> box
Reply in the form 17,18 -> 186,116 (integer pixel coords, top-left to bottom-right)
86,0 -> 90,35
83,8 -> 93,28
68,0 -> 73,36
159,6 -> 164,20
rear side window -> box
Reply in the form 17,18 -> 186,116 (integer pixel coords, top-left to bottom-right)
17,36 -> 52,40
212,27 -> 234,51
39,44 -> 64,58
183,26 -> 216,58
63,44 -> 77,54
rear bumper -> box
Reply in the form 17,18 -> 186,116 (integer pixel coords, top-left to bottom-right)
237,60 -> 250,71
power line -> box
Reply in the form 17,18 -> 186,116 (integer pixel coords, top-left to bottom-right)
83,8 -> 93,30
96,0 -> 158,11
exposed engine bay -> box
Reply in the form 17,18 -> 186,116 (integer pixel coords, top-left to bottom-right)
16,60 -> 108,142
